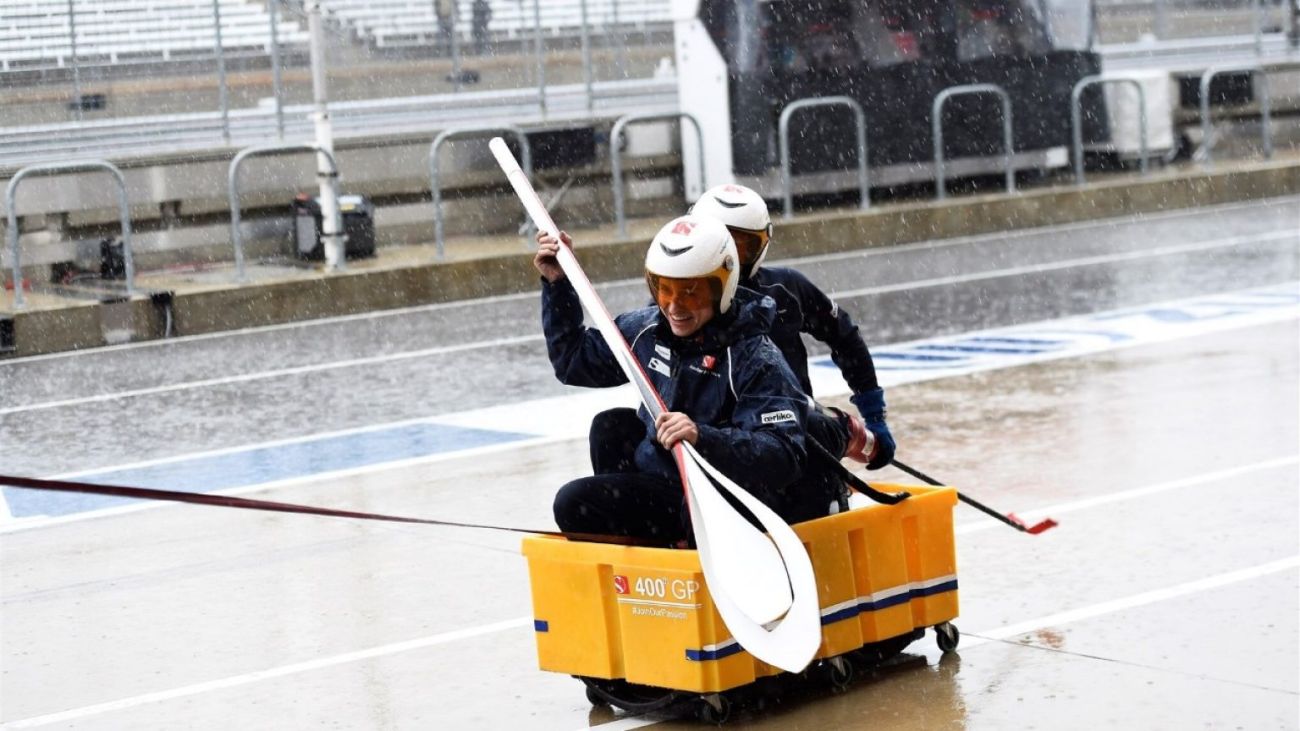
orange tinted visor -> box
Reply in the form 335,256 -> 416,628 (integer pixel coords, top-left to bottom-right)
646,272 -> 723,312
729,227 -> 770,272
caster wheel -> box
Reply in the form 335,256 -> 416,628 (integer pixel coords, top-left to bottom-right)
825,656 -> 854,691
935,622 -> 960,653
697,694 -> 731,724
585,684 -> 607,707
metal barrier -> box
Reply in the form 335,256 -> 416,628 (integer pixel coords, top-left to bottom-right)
611,112 -> 704,239
5,160 -> 135,310
429,125 -> 532,260
1199,65 -> 1273,167
932,84 -> 1015,201
1071,75 -> 1149,185
778,96 -> 870,221
227,143 -> 339,282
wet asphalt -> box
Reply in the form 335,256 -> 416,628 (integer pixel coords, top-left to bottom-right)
0,195 -> 1297,729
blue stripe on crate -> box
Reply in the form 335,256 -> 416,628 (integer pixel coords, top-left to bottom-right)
534,619 -> 549,633
826,581 -> 961,626
685,580 -> 960,661
685,643 -> 745,662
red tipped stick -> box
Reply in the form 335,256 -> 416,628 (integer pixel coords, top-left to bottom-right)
892,460 -> 1058,536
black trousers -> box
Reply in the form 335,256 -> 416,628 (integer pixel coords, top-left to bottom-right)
566,406 -> 850,542
553,472 -> 690,546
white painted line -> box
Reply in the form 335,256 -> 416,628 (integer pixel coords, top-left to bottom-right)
3,616 -> 534,729
6,283 -> 1294,532
6,228 -> 1293,417
4,459 -> 1295,727
571,555 -> 1300,731
2,193 -> 1292,368
830,229 -> 1298,300
953,454 -> 1300,535
964,555 -> 1300,646
0,333 -> 544,416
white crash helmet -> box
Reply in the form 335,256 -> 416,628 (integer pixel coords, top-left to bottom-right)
644,214 -> 739,314
690,184 -> 773,278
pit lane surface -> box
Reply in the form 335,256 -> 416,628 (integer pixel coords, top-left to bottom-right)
1,196 -> 1297,728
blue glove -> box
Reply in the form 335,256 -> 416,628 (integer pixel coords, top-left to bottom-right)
850,388 -> 896,471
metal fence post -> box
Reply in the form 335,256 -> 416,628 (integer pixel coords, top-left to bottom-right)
67,0 -> 82,121
533,0 -> 546,117
267,0 -> 285,139
429,125 -> 532,259
777,96 -> 870,221
212,0 -> 231,142
580,0 -> 593,112
228,144 -> 340,282
6,161 -> 135,309
451,0 -> 463,92
1199,65 -> 1272,168
610,113 -> 705,239
1071,75 -> 1148,185
932,84 -> 1015,201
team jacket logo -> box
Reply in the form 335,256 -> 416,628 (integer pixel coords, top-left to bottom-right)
761,410 -> 797,424
648,357 -> 671,377
654,344 -> 672,360
613,575 -> 629,594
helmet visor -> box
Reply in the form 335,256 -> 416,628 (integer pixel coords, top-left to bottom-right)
729,227 -> 770,274
646,272 -> 724,313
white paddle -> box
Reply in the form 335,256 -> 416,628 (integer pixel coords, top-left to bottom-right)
490,137 -> 821,673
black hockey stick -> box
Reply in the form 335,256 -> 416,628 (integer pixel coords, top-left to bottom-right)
891,459 -> 1058,535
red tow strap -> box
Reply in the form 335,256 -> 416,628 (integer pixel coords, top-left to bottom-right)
0,474 -> 655,547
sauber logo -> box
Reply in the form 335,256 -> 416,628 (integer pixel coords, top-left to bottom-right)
761,410 -> 797,424
613,575 -> 629,595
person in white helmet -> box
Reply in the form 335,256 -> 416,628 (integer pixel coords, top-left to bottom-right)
690,183 -> 895,470
535,215 -> 829,545
589,184 -> 895,495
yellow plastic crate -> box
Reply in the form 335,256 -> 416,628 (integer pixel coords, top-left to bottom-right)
521,484 -> 959,694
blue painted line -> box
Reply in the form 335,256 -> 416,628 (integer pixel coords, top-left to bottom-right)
534,619 -> 549,633
965,336 -> 1068,346
916,344 -> 1057,355
872,352 -> 968,363
4,423 -> 533,518
1026,328 -> 1132,342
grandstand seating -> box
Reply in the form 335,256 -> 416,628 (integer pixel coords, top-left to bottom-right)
317,0 -> 672,49
0,0 -> 307,72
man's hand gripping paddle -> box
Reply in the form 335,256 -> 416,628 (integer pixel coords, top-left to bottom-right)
490,137 -> 820,674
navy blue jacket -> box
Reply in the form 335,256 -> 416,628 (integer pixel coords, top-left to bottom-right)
744,267 -> 879,398
542,279 -> 811,505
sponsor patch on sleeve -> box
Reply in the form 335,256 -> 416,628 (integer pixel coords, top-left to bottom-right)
760,409 -> 797,424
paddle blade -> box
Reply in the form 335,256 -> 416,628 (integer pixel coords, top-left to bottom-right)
683,444 -> 821,673
680,455 -> 792,625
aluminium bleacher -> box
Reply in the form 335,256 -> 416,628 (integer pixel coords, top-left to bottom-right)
316,0 -> 671,49
0,0 -> 307,72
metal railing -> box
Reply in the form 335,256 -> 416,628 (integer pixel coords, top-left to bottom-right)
932,84 -> 1015,201
429,125 -> 532,259
1071,75 -> 1150,185
1198,64 -> 1273,167
5,160 -> 135,309
227,143 -> 339,282
777,96 -> 869,221
610,112 -> 704,239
